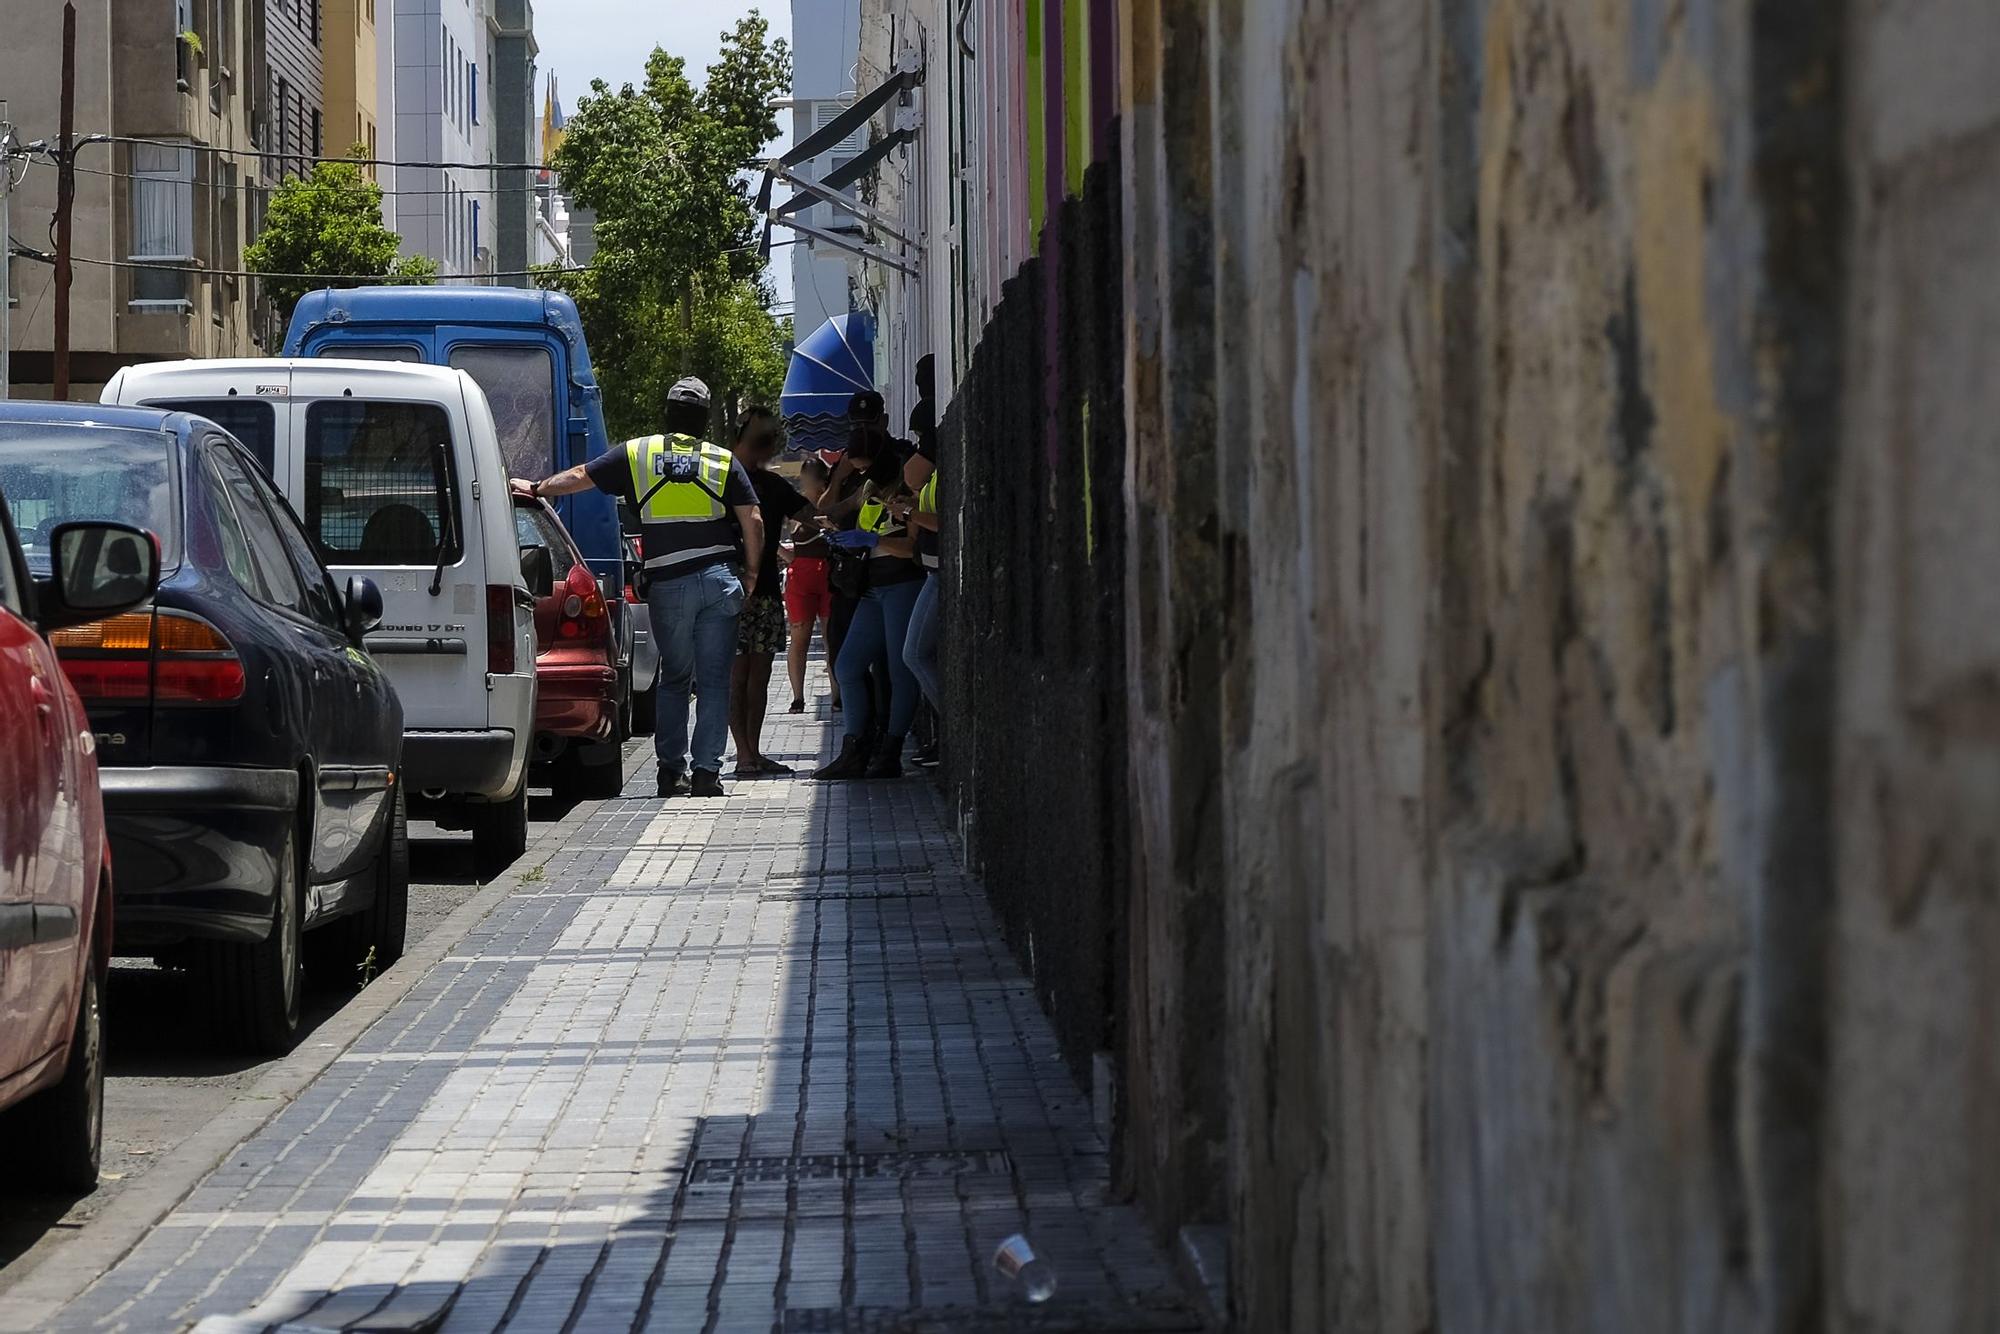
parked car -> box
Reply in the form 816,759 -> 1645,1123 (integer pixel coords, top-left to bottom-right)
279,287 -> 638,729
0,461 -> 160,1189
0,403 -> 404,1055
514,495 -> 622,799
100,360 -> 538,880
621,531 -> 658,735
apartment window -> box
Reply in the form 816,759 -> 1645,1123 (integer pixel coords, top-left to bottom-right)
309,0 -> 320,46
175,0 -> 191,90
471,199 -> 479,262
275,76 -> 289,165
131,143 -> 195,306
218,160 -> 240,273
311,108 -> 323,161
470,63 -> 478,124
364,0 -> 374,24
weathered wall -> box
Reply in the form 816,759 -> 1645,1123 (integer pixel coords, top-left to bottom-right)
939,154 -> 1130,1100
1829,3 -> 2000,1329
1116,0 -> 1864,1328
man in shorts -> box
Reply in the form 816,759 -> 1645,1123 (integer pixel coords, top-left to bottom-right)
728,408 -> 816,775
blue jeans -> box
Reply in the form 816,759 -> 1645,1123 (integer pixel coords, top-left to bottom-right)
835,577 -> 923,741
648,563 -> 744,775
903,574 -> 941,708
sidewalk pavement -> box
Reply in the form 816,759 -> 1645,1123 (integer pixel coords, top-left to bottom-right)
46,686 -> 1192,1333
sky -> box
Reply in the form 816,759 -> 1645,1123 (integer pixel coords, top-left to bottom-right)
534,0 -> 795,307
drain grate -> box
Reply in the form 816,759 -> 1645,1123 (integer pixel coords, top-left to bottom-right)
763,864 -> 941,882
782,1303 -> 1204,1333
685,1149 -> 1011,1185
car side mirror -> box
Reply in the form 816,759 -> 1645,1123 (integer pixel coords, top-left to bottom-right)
343,575 -> 384,643
519,545 -> 555,599
40,521 -> 160,632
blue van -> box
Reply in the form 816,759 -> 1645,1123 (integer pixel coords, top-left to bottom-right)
283,287 -> 648,729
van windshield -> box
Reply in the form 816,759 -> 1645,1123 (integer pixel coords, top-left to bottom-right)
303,401 -> 464,567
151,399 -> 277,474
449,345 -> 556,480
0,422 -> 180,570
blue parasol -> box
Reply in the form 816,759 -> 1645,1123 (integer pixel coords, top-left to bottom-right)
781,313 -> 875,453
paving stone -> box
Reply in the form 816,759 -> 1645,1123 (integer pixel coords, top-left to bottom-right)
49,669 -> 1184,1332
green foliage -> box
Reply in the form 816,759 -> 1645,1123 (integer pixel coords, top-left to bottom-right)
244,152 -> 435,319
542,13 -> 792,442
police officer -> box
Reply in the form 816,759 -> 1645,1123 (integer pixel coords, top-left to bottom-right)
514,378 -> 763,798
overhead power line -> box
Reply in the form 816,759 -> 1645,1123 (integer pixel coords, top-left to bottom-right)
9,245 -> 584,288
18,154 -> 557,201
64,134 -> 556,175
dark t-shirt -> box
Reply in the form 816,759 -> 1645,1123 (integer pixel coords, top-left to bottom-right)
586,438 -> 757,577
748,468 -> 812,599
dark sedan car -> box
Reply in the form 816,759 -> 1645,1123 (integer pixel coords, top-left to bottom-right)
0,404 -> 406,1055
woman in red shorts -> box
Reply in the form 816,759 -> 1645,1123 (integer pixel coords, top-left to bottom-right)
785,454 -> 837,712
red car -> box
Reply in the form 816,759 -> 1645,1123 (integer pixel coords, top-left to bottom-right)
514,495 -> 622,801
0,485 -> 161,1190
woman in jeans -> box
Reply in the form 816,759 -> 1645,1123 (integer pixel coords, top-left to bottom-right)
813,474 -> 925,781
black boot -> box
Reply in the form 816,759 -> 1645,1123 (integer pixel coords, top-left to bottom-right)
864,735 -> 904,780
813,735 -> 871,781
689,769 -> 725,798
657,764 -> 688,798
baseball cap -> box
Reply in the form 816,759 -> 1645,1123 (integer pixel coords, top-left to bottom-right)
667,377 -> 712,407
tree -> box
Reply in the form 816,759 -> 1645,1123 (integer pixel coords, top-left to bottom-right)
245,151 -> 438,319
540,14 -> 792,441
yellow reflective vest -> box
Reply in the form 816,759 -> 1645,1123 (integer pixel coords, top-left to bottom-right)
624,433 -> 741,572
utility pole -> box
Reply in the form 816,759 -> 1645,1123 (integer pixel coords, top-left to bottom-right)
51,2 -> 76,399
2,100 -> 13,401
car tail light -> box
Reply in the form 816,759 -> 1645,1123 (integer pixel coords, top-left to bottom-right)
53,609 -> 245,704
557,565 -> 609,644
486,585 -> 515,674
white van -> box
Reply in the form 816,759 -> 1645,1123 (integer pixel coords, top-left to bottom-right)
102,359 -> 539,876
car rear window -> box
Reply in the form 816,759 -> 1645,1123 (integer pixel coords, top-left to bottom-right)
449,345 -> 556,480
0,422 -> 180,570
151,399 -> 277,474
303,401 -> 463,567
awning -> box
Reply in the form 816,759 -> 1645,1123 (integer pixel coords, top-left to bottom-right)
773,129 -> 917,218
781,313 -> 875,453
780,66 -> 924,168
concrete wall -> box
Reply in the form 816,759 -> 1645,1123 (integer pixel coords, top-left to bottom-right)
1830,2 -> 2000,1329
1101,0 -> 1999,1329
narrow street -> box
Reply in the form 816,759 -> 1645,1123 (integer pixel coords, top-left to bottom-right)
0,678 -> 1189,1333
0,790 -> 590,1298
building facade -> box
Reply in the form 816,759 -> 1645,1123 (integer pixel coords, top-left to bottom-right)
265,0 -> 325,180
0,0 -> 269,398
387,0 -> 493,280
486,0 -> 537,282
320,0 -> 380,164
774,2 -> 2000,1331
785,0 -> 865,342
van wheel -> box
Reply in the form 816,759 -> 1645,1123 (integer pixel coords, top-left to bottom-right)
471,784 -> 528,880
17,963 -> 104,1191
211,819 -> 304,1055
631,680 -> 657,735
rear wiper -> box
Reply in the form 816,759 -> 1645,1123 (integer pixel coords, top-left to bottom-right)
428,439 -> 457,597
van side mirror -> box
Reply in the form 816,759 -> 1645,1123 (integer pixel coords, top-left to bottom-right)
343,575 -> 384,643
519,545 -> 555,599
39,521 -> 161,632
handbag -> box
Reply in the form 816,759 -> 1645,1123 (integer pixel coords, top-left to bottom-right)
829,544 -> 871,598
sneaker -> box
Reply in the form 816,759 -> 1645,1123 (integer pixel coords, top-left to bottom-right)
656,765 -> 689,798
689,769 -> 726,798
